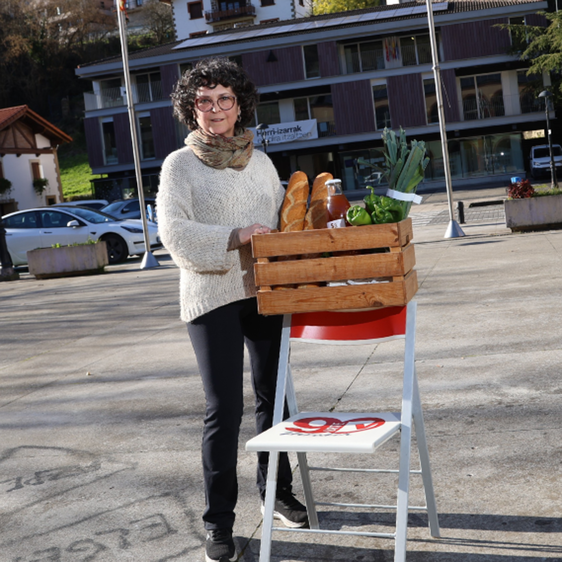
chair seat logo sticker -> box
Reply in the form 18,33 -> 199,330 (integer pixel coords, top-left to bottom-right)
285,416 -> 386,435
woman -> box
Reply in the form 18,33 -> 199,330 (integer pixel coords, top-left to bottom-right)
157,58 -> 308,562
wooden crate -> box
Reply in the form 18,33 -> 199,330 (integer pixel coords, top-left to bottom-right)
252,218 -> 417,315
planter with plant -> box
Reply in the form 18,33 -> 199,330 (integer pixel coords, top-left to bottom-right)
33,178 -> 49,196
504,179 -> 562,232
0,178 -> 13,198
27,239 -> 109,279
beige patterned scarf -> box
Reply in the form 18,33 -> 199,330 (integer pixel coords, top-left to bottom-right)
186,128 -> 254,171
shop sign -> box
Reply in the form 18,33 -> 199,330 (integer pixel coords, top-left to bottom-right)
250,119 -> 318,145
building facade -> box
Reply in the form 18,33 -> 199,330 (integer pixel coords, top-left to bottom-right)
76,0 -> 551,199
0,106 -> 72,215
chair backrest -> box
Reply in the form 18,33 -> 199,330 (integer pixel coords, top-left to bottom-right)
290,306 -> 407,345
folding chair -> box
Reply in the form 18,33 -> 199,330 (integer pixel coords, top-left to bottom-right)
246,300 -> 440,561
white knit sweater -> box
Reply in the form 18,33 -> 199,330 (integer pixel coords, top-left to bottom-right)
157,146 -> 285,322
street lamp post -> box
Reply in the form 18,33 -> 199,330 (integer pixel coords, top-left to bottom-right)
538,90 -> 558,189
256,123 -> 269,154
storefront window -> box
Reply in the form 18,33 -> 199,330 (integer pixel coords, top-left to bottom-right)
424,133 -> 524,180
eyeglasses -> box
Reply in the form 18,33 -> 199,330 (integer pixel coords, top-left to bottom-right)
194,95 -> 237,113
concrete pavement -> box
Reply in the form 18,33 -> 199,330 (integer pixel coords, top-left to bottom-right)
1,187 -> 561,562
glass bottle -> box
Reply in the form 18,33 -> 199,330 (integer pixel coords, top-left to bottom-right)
326,179 -> 351,227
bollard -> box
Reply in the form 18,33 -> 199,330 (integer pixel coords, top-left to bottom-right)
457,201 -> 465,224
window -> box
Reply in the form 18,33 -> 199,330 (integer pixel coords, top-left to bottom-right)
101,120 -> 118,165
299,0 -> 304,5
40,210 -> 69,228
3,211 -> 39,229
460,73 -> 504,121
180,62 -> 193,76
188,1 -> 203,19
261,0 -> 275,5
294,95 -> 335,137
423,78 -> 439,124
517,70 -> 540,114
135,72 -> 162,103
138,115 -> 155,160
303,45 -> 320,79
256,102 -> 280,126
400,34 -> 432,66
344,40 -> 384,73
509,17 -> 527,50
373,85 -> 390,130
100,78 -> 123,109
31,162 -> 42,181
0,160 -> 4,179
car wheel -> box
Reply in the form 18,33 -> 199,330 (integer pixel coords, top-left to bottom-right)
101,234 -> 128,264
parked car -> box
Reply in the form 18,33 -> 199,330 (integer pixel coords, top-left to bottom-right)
530,144 -> 562,179
2,206 -> 161,266
100,198 -> 156,221
53,199 -> 109,210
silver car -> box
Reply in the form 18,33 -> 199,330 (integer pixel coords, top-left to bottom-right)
2,206 -> 161,265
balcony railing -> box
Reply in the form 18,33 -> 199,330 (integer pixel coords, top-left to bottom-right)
83,82 -> 164,111
205,3 -> 256,24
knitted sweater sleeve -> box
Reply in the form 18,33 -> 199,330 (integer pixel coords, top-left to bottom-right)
157,153 -> 236,273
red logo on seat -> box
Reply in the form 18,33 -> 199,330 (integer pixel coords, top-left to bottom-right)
285,416 -> 385,434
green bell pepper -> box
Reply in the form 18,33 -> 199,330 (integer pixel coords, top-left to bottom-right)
346,205 -> 373,226
363,186 -> 380,214
370,196 -> 404,224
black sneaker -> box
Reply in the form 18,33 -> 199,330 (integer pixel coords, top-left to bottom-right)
261,488 -> 309,529
205,528 -> 236,562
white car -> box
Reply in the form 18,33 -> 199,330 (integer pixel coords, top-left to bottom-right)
2,206 -> 161,266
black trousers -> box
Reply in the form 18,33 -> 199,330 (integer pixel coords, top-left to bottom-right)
187,297 -> 293,530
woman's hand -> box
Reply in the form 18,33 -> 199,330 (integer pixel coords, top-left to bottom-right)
238,223 -> 271,245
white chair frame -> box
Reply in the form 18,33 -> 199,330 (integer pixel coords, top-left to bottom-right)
246,301 -> 440,561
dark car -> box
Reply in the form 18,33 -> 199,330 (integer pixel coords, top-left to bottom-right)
100,198 -> 156,221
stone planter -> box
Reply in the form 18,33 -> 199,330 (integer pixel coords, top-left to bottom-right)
504,195 -> 562,232
27,242 -> 108,279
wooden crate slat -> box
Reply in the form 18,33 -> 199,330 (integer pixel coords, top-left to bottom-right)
252,219 -> 413,258
255,243 -> 415,286
257,270 -> 418,315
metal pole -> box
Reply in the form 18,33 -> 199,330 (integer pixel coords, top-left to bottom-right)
426,0 -> 465,238
545,100 -> 558,189
117,4 -> 159,269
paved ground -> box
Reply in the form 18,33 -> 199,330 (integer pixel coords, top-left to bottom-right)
1,186 -> 561,562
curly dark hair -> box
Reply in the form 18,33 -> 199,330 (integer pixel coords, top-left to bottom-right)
171,57 -> 258,132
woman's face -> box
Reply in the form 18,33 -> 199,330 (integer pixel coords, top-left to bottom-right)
194,85 -> 239,137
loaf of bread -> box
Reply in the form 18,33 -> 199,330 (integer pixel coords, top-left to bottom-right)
280,171 -> 309,232
304,172 -> 332,230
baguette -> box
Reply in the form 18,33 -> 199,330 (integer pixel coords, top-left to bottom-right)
280,171 -> 309,232
303,172 -> 332,230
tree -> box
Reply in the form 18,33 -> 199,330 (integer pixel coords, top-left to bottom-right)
139,0 -> 175,44
311,0 -> 382,15
505,11 -> 562,107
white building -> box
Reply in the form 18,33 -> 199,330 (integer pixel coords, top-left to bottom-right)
0,106 -> 72,215
168,0 -> 310,39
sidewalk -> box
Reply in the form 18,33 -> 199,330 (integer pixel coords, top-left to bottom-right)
1,188 -> 561,562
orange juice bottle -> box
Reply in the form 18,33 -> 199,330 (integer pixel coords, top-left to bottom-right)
326,179 -> 351,227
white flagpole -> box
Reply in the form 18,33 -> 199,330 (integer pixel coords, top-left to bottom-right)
426,0 -> 465,238
117,1 -> 160,268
